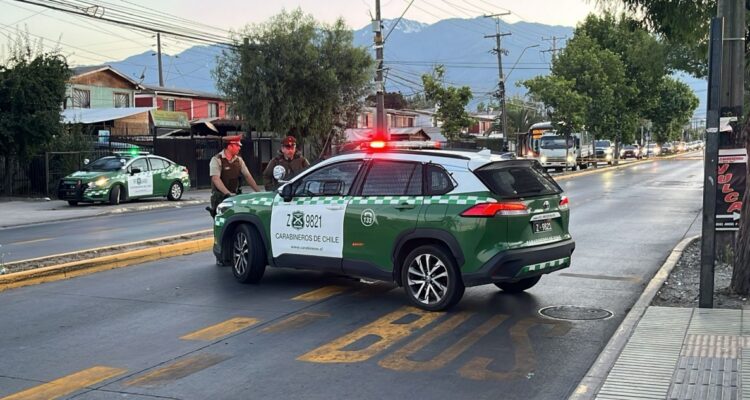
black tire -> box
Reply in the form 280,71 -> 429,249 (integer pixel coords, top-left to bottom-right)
494,275 -> 541,293
67,200 -> 78,206
231,224 -> 266,283
401,245 -> 464,311
109,185 -> 122,205
167,181 -> 183,201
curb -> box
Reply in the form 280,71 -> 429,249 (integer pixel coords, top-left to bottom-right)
553,150 -> 698,182
569,234 -> 699,400
0,236 -> 213,292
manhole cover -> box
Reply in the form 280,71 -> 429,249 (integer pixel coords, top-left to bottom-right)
539,305 -> 612,321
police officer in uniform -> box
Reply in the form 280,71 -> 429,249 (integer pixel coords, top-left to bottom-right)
262,136 -> 310,191
207,135 -> 261,217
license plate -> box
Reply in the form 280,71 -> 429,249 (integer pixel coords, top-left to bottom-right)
532,220 -> 553,233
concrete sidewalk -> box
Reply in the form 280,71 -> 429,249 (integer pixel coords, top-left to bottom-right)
573,236 -> 748,400
0,188 -> 211,229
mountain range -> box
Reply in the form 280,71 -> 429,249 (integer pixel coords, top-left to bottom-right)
103,17 -> 706,114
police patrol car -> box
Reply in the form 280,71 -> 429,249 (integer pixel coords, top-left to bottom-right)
213,141 -> 575,311
57,151 -> 190,206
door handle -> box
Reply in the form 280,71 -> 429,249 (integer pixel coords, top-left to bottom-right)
326,206 -> 344,211
394,203 -> 415,210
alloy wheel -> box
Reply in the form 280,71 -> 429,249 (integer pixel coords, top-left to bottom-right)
406,253 -> 449,305
233,231 -> 249,276
170,183 -> 182,199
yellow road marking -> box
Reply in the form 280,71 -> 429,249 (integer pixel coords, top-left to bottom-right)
261,312 -> 330,333
459,317 -> 570,380
292,286 -> 348,302
124,354 -> 227,388
8,238 -> 53,246
1,366 -> 125,400
379,313 -> 507,372
298,306 -> 442,363
180,317 -> 259,341
0,238 -> 212,292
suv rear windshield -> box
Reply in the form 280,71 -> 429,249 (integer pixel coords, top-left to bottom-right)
474,160 -> 562,199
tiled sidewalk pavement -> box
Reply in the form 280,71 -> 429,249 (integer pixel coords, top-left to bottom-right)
597,306 -> 750,400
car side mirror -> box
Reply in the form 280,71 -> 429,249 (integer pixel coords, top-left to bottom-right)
130,168 -> 141,175
280,184 -> 293,202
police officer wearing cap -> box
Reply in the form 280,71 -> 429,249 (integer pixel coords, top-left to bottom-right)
262,136 -> 310,191
207,135 -> 261,217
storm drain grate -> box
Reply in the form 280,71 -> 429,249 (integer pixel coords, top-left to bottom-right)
538,305 -> 613,321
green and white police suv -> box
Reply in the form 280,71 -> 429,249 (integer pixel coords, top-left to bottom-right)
213,144 -> 575,311
57,151 -> 190,206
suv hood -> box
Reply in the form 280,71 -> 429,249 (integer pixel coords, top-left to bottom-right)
64,171 -> 112,181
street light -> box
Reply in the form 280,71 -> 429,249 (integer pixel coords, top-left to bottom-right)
505,44 -> 540,81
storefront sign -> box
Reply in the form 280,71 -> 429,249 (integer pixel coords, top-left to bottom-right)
715,148 -> 747,231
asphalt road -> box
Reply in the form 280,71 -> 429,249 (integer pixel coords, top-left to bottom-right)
0,156 -> 704,399
0,204 -> 211,262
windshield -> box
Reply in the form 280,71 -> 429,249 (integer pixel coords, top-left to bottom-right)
539,136 -> 573,150
595,140 -> 611,148
86,157 -> 128,171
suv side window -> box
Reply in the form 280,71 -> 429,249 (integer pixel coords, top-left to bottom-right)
361,160 -> 422,196
425,164 -> 453,195
130,157 -> 150,173
293,160 -> 362,197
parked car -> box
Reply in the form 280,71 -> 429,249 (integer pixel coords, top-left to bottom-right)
594,140 -> 615,165
213,143 -> 575,311
661,143 -> 674,154
644,143 -> 661,157
57,152 -> 190,206
620,144 -> 642,159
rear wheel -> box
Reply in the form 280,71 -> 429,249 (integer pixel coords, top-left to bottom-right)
402,245 -> 464,311
231,224 -> 266,283
495,276 -> 541,293
167,181 -> 183,201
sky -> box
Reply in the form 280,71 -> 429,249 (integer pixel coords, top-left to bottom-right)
0,0 -> 599,65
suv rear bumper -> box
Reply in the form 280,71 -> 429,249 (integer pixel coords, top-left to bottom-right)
462,239 -> 575,287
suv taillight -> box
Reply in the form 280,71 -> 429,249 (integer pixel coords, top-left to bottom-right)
559,196 -> 569,210
460,202 -> 528,217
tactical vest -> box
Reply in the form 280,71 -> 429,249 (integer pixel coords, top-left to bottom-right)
213,154 -> 242,193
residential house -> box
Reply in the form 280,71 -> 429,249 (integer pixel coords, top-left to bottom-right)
65,66 -> 151,138
354,106 -> 417,129
135,84 -> 227,120
468,113 -> 498,136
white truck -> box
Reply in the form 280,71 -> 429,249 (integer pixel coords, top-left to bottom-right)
538,130 -> 594,171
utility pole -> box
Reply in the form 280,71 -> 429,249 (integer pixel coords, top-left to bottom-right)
541,36 -> 566,61
156,32 -> 164,87
483,12 -> 510,138
700,17 -> 723,308
374,0 -> 386,138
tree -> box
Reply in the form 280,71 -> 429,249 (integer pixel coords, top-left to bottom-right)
0,35 -> 69,195
366,92 -> 408,110
214,9 -> 373,158
524,31 -> 632,140
421,65 -> 474,140
405,93 -> 435,110
505,98 -> 545,134
646,77 -> 699,143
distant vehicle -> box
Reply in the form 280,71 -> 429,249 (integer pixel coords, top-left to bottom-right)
644,143 -> 661,157
594,140 -> 615,165
57,151 -> 190,206
620,144 -> 642,159
661,143 -> 674,154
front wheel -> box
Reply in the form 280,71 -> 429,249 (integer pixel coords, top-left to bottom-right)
167,181 -> 183,201
402,245 -> 464,311
231,224 -> 266,283
67,200 -> 78,206
494,276 -> 541,293
109,185 -> 122,205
